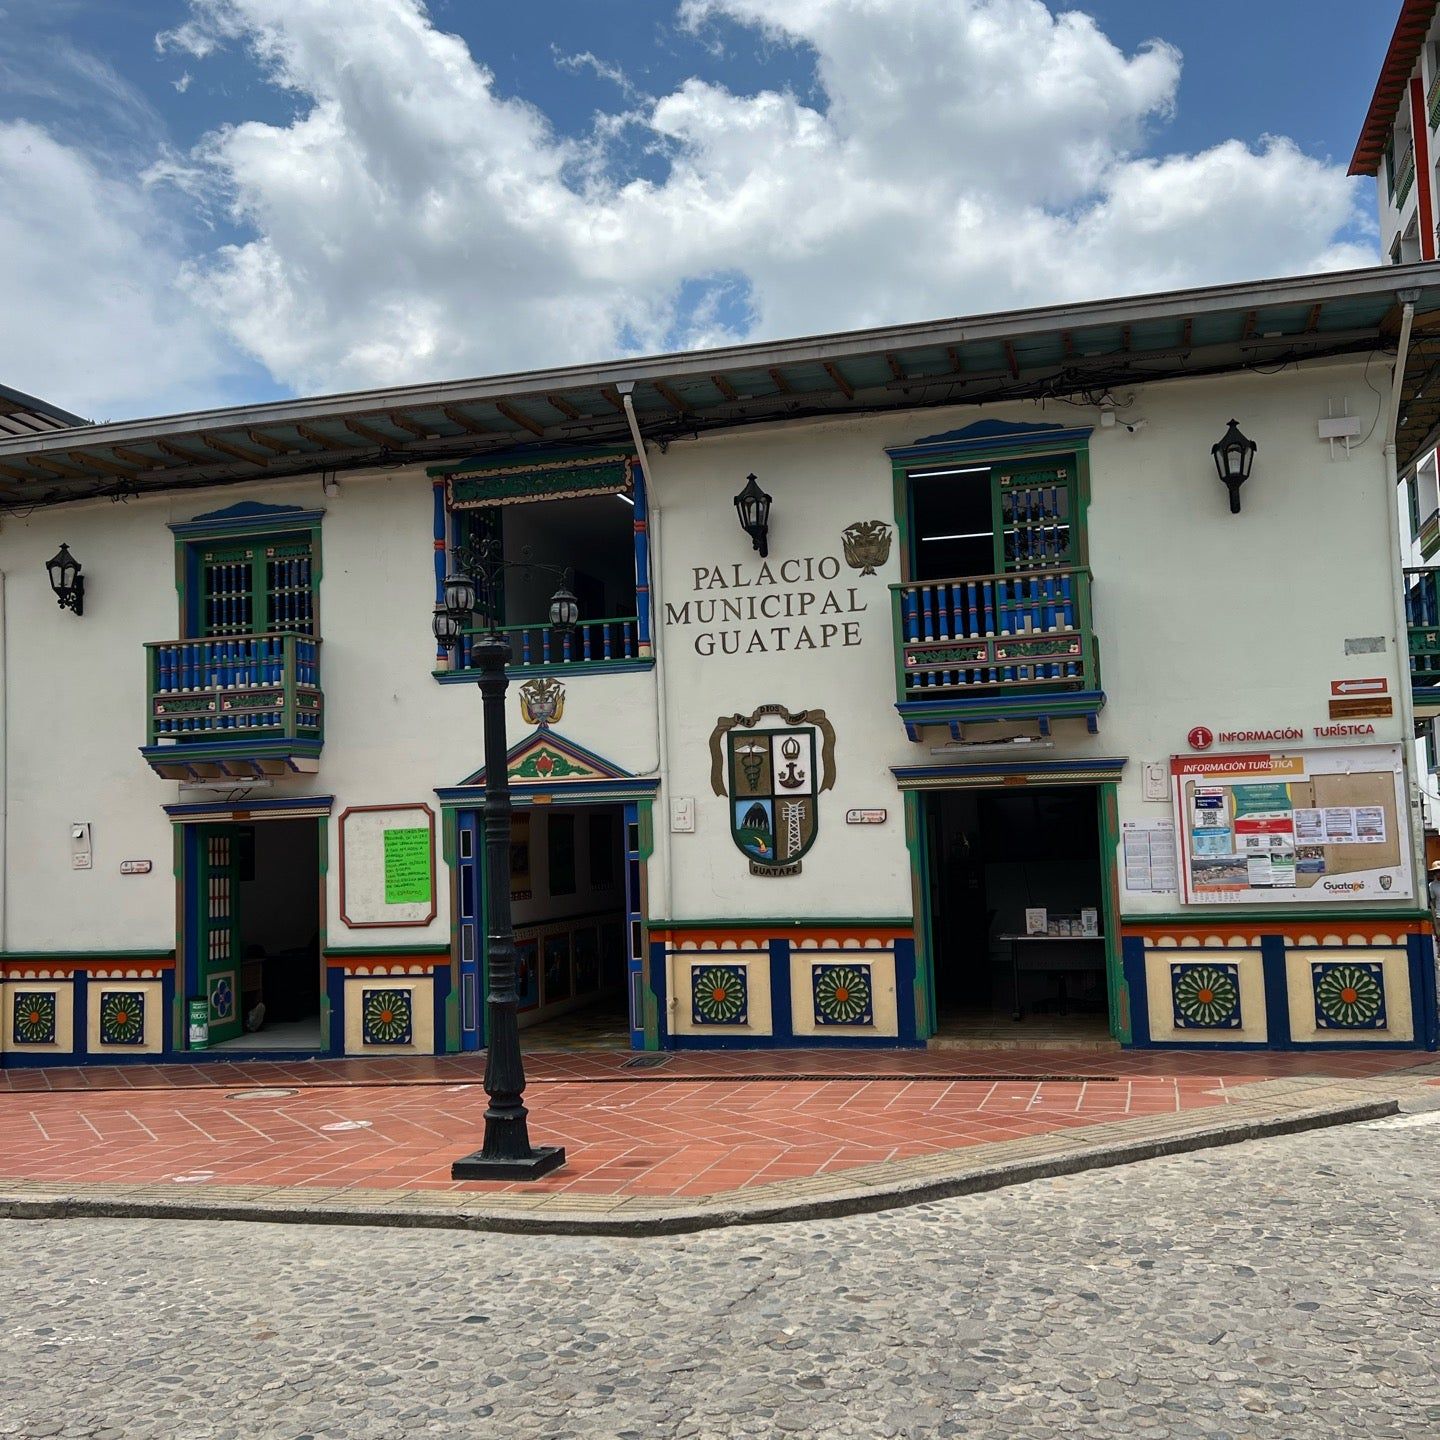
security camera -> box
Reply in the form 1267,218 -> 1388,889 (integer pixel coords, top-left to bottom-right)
1124,419 -> 1148,434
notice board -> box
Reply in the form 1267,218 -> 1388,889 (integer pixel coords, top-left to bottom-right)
339,803 -> 438,928
1171,745 -> 1412,905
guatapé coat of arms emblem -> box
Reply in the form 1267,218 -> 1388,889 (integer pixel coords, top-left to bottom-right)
709,704 -> 837,876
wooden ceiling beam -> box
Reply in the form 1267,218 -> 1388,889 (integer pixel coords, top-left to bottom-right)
247,430 -> 296,455
27,455 -> 90,480
200,433 -> 271,465
0,462 -> 36,482
1181,316 -> 1194,349
388,413 -> 435,439
295,424 -> 361,450
652,380 -> 688,413
344,418 -> 397,447
884,353 -> 904,380
1305,302 -> 1323,333
822,362 -> 854,400
69,452 -> 142,479
600,387 -> 627,414
156,439 -> 212,464
710,374 -> 739,401
545,393 -> 581,420
442,405 -> 490,436
767,368 -> 793,395
1003,340 -> 1020,380
1240,310 -> 1258,341
110,446 -> 163,469
946,346 -> 965,374
494,401 -> 547,438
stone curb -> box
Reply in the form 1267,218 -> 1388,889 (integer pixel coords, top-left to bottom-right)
0,1093 -> 1397,1237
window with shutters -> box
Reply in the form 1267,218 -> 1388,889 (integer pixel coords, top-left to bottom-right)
889,426 -> 1101,737
142,504 -> 325,774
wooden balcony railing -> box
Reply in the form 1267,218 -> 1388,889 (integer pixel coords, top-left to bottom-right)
1393,147 -> 1416,209
1405,567 -> 1440,697
145,632 -> 322,744
454,616 -> 643,672
892,567 -> 1098,700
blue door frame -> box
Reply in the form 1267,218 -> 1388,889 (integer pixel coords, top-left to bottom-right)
455,800 -> 644,1052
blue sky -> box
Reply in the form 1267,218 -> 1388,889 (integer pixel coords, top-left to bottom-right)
0,0 -> 1396,418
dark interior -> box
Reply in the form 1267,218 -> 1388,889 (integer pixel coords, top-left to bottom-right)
927,787 -> 1105,1019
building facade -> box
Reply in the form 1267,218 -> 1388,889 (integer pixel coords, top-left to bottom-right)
1352,0 -> 1440,265
1,267 -> 1438,1065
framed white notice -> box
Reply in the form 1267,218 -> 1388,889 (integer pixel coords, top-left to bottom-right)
339,803 -> 438,928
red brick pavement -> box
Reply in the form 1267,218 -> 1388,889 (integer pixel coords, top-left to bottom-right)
1,1049 -> 1430,1202
1,1043 -> 1430,1093
1,1074 -> 1251,1199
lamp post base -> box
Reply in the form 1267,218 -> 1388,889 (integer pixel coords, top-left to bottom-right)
451,1145 -> 567,1181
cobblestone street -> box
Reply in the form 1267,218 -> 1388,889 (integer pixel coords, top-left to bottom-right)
2,1106 -> 1437,1439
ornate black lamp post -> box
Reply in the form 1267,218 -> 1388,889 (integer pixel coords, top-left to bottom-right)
433,536 -> 574,1180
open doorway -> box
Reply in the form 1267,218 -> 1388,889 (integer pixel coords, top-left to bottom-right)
199,819 -> 323,1052
925,786 -> 1112,1042
455,801 -> 631,1051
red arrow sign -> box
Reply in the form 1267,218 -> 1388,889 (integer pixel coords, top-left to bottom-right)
1330,678 -> 1387,697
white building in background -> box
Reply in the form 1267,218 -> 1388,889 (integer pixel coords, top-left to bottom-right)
0,265 -> 1437,1068
1352,1 -> 1440,843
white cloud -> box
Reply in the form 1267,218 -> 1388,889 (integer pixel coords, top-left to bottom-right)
9,0 -> 1381,415
0,121 -> 233,417
160,0 -> 1373,400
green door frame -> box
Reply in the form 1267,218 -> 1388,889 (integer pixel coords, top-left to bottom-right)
907,780 -> 1129,1043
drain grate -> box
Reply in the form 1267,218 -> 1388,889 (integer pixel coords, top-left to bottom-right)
225,1087 -> 299,1100
619,1055 -> 673,1070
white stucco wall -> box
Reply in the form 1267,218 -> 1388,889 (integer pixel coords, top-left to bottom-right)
0,468 -> 660,956
650,355 -> 1408,923
0,352 -> 1411,961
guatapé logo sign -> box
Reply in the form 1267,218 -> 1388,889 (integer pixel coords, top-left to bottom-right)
665,557 -> 868,657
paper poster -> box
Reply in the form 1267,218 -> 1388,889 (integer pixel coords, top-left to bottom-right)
1121,818 -> 1179,893
1171,745 -> 1411,905
383,827 -> 432,905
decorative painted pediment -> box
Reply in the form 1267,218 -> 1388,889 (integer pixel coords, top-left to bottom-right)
170,500 -> 324,537
906,418 -> 1065,448
887,418 -> 1091,464
458,728 -> 636,787
189,500 -> 313,523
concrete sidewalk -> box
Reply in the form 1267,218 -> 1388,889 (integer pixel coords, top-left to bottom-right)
0,1069 -> 1422,1235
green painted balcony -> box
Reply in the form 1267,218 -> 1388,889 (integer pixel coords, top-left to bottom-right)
891,566 -> 1103,740
141,632 -> 323,780
1405,567 -> 1440,717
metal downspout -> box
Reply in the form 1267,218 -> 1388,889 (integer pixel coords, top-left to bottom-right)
0,572 -> 6,964
619,385 -> 677,1047
1384,294 -> 1423,868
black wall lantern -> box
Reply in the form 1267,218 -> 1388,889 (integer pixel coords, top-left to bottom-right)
1211,419 -> 1257,514
45,543 -> 84,616
734,472 -> 772,556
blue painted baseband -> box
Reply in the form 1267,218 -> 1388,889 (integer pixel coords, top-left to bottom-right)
1120,933 -> 1437,1051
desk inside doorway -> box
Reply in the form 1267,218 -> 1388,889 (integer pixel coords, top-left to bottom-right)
998,933 -> 1106,1021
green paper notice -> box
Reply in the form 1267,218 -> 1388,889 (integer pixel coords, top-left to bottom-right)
384,828 -> 431,905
